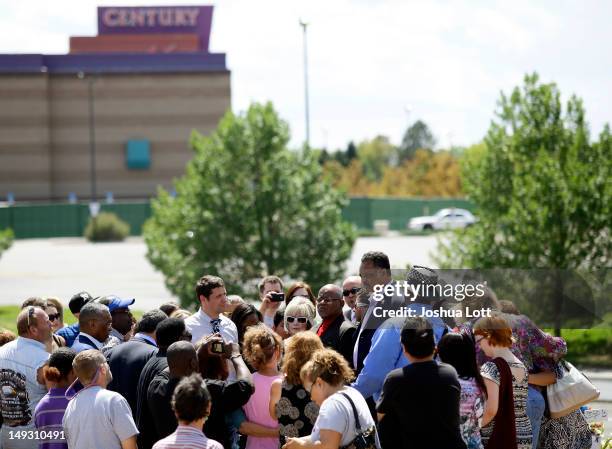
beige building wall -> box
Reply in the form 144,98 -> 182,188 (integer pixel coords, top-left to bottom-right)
0,71 -> 230,200
0,75 -> 53,198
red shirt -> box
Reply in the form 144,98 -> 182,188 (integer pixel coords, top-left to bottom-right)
317,317 -> 335,337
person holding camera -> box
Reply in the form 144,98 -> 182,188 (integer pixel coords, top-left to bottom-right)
258,275 -> 286,328
282,348 -> 380,449
195,333 -> 254,449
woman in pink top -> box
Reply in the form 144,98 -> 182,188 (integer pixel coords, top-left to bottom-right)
242,324 -> 283,449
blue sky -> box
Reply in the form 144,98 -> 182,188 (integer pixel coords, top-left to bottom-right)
1,0 -> 611,150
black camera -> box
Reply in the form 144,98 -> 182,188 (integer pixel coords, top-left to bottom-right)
211,341 -> 225,354
269,292 -> 285,302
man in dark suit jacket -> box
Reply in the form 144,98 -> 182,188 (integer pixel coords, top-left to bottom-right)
106,309 -> 168,414
312,284 -> 356,367
353,251 -> 406,374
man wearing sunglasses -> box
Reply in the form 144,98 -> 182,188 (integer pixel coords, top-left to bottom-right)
312,284 -> 356,368
0,306 -> 52,447
341,276 -> 362,324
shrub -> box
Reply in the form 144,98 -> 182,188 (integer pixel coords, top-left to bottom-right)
84,212 -> 130,242
0,228 -> 14,259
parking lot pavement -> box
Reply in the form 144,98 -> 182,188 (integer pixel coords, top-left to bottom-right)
0,237 -> 175,310
0,235 -> 441,310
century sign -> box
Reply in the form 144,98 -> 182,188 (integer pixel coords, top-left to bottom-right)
101,7 -> 201,28
97,6 -> 214,51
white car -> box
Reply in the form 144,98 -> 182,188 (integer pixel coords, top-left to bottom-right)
408,208 -> 476,230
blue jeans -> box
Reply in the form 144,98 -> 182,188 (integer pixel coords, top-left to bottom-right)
527,385 -> 546,449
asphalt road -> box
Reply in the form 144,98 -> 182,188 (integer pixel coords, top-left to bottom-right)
0,235 -> 441,309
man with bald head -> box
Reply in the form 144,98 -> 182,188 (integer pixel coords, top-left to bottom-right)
147,341 -> 198,443
342,275 -> 362,323
312,284 -> 357,367
0,306 -> 52,447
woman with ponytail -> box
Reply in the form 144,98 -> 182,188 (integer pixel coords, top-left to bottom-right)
34,347 -> 77,449
241,324 -> 283,449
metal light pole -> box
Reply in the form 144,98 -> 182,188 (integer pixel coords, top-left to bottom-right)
299,19 -> 310,148
78,72 -> 97,202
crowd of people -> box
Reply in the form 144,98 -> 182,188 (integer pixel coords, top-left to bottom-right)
0,251 -> 595,449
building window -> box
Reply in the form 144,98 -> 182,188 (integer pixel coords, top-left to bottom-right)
126,140 -> 151,169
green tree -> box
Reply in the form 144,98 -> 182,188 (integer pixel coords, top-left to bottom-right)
345,141 -> 357,163
0,228 -> 13,259
330,142 -> 357,167
317,148 -> 330,165
399,120 -> 436,161
144,102 -> 356,306
357,135 -> 398,181
436,74 -> 612,334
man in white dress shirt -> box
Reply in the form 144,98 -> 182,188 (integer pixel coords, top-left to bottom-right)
185,275 -> 238,347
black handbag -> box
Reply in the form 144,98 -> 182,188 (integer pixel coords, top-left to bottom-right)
339,392 -> 378,449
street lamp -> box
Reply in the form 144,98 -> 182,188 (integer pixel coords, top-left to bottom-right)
299,19 -> 310,148
403,104 -> 413,123
77,71 -> 97,203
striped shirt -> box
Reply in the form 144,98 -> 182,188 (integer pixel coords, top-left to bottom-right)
152,425 -> 223,449
34,387 -> 69,449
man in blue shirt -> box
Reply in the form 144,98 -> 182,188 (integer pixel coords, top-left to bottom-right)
352,303 -> 448,402
352,265 -> 449,402
56,291 -> 92,347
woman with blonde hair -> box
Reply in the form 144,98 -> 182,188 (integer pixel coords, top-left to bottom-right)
283,348 -> 379,449
270,332 -> 324,446
242,325 -> 283,449
169,309 -> 192,320
283,297 -> 316,343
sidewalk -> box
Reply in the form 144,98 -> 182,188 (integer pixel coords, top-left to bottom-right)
0,235 -> 441,309
584,370 -> 612,381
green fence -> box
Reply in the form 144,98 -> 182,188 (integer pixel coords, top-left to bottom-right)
0,202 -> 151,239
342,197 -> 475,230
0,197 -> 472,239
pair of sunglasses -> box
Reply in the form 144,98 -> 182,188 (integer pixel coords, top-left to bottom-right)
286,316 -> 308,324
342,287 -> 361,297
316,296 -> 341,304
47,313 -> 61,321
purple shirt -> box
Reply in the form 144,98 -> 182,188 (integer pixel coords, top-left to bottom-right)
34,387 -> 69,449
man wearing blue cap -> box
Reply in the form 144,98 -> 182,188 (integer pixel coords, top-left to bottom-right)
95,295 -> 136,343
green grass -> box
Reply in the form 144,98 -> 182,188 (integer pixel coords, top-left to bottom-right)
0,305 -> 143,335
356,229 -> 381,237
399,228 -> 441,236
561,328 -> 612,368
356,228 -> 442,237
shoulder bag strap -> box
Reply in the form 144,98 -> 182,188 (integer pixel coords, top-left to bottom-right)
340,392 -> 362,432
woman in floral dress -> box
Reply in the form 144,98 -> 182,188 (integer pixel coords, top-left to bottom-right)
269,331 -> 324,446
